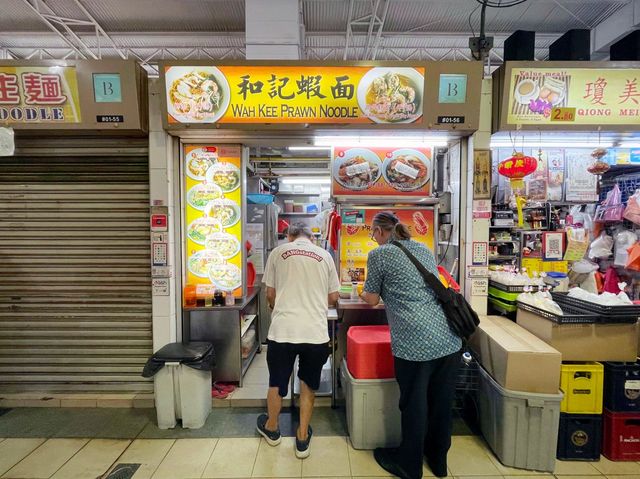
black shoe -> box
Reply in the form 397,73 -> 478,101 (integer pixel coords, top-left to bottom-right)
295,425 -> 313,459
373,448 -> 414,479
425,456 -> 448,478
256,413 -> 281,446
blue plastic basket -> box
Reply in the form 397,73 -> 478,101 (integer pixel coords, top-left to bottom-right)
247,194 -> 274,204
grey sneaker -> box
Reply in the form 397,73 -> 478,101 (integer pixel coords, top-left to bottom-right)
256,413 -> 281,446
295,425 -> 313,459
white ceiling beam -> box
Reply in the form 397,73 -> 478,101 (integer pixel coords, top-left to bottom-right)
591,0 -> 640,59
72,0 -> 127,59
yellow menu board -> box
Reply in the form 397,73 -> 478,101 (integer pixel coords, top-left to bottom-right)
339,208 -> 435,283
184,144 -> 243,296
164,65 -> 425,125
507,67 -> 640,125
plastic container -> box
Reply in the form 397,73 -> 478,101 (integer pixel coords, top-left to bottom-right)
552,292 -> 640,324
604,361 -> 640,412
341,359 -> 401,450
284,200 -> 294,213
147,342 -> 214,429
478,364 -> 562,472
602,409 -> 640,460
560,362 -> 604,414
557,413 -> 602,461
489,280 -> 527,293
516,301 -> 598,324
294,356 -> 332,396
247,193 -> 274,204
347,326 -> 394,379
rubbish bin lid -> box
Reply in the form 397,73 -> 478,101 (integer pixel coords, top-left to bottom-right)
153,342 -> 213,362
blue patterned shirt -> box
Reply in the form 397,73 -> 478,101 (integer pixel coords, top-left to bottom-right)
363,239 -> 462,361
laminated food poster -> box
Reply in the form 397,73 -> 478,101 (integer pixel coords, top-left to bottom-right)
332,146 -> 432,198
184,144 -> 243,296
339,208 -> 434,283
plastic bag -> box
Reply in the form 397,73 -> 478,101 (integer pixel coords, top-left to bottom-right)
624,189 -> 640,225
581,271 -> 599,294
615,229 -> 638,266
595,184 -> 624,223
603,267 -> 621,294
588,232 -> 614,259
626,242 -> 640,271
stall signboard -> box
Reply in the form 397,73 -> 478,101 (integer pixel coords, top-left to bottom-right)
164,65 -> 425,125
184,144 -> 244,297
332,146 -> 432,198
0,60 -> 147,132
495,62 -> 640,130
339,207 -> 434,283
0,66 -> 81,123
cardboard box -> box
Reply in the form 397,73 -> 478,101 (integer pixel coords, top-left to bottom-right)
516,308 -> 638,362
469,315 -> 562,394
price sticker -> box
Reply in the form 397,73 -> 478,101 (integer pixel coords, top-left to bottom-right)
550,107 -> 576,122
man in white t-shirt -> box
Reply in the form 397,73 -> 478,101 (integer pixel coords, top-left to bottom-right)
256,222 -> 340,459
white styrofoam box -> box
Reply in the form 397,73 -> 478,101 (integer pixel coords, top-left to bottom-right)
294,356 -> 332,396
154,363 -> 212,429
341,359 -> 401,450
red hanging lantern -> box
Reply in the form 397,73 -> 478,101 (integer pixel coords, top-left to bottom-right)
498,152 -> 538,190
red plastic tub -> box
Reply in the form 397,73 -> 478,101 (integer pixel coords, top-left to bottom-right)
346,326 -> 395,379
602,409 -> 640,461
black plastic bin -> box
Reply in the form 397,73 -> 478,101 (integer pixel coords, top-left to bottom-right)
551,293 -> 640,324
557,413 -> 602,461
142,342 -> 215,378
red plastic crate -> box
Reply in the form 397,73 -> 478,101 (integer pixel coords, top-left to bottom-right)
346,326 -> 395,379
603,409 -> 640,461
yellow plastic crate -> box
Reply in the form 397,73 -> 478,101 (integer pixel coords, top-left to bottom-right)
560,362 -> 604,414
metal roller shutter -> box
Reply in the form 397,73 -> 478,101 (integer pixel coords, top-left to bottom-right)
0,138 -> 152,394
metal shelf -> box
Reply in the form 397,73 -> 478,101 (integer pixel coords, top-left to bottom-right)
279,212 -> 318,216
241,314 -> 257,338
277,192 -> 322,197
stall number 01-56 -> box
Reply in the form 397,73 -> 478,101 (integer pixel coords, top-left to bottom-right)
437,116 -> 465,124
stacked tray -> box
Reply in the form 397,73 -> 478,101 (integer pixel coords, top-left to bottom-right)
516,301 -> 598,324
551,292 -> 640,324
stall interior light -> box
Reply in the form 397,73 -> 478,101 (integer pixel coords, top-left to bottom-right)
618,142 -> 640,148
490,139 -> 614,149
287,146 -> 332,151
280,177 -> 331,185
314,135 -> 449,148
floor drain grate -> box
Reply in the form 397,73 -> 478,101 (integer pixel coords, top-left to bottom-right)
104,464 -> 141,479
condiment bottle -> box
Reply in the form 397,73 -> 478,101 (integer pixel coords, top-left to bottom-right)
350,282 -> 359,300
213,290 -> 225,306
224,291 -> 235,306
184,284 -> 197,307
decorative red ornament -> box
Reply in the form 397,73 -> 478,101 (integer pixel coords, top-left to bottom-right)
498,152 -> 538,180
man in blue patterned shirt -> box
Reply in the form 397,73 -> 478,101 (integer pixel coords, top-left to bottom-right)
361,211 -> 462,479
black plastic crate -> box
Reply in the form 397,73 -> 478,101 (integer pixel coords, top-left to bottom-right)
517,301 -> 598,324
489,280 -> 527,294
557,413 -> 602,461
552,293 -> 640,324
604,361 -> 640,412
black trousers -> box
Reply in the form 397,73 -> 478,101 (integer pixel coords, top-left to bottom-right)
393,350 -> 461,479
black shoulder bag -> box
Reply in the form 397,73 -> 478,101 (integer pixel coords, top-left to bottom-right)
391,241 -> 479,340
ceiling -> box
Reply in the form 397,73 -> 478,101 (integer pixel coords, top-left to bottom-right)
0,0 -> 633,74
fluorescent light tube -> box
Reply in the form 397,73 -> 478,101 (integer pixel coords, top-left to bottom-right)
288,146 -> 332,151
490,140 -> 614,149
314,136 -> 449,148
280,177 -> 331,185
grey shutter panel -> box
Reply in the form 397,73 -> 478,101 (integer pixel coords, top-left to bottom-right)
0,138 -> 153,393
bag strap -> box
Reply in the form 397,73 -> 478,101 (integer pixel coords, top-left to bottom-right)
390,241 -> 449,299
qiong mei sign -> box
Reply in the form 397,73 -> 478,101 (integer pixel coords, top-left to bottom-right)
161,63 -> 425,125
494,61 -> 640,131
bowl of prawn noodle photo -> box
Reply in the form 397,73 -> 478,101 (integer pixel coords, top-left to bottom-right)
357,67 -> 424,124
332,148 -> 382,191
166,66 -> 230,123
382,149 -> 431,192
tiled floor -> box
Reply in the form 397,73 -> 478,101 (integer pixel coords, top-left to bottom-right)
0,434 -> 639,479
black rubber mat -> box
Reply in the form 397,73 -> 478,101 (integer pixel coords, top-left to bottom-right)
104,463 -> 141,479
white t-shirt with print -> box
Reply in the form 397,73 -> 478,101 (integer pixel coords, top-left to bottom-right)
263,238 -> 340,344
